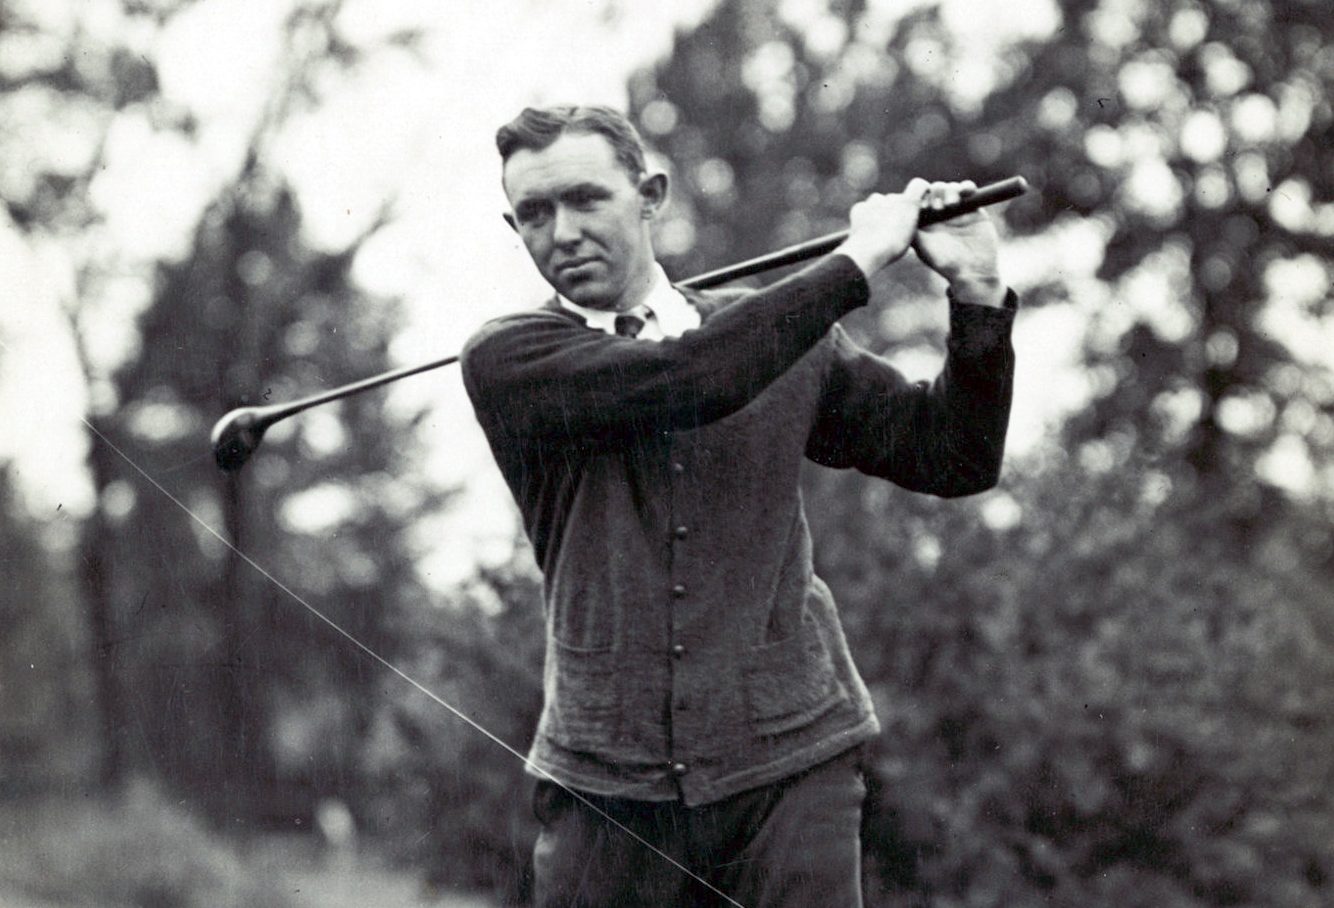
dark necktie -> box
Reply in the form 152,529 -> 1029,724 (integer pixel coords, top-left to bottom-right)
614,312 -> 646,338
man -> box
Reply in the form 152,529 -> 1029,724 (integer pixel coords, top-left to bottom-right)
461,105 -> 1016,908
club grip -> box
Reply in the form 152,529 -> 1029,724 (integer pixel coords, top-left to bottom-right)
919,175 -> 1029,227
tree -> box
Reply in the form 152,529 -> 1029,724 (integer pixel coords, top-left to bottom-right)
0,0 -> 447,824
1,0 -> 167,791
803,456 -> 1334,907
0,465 -> 97,793
81,157 -> 444,818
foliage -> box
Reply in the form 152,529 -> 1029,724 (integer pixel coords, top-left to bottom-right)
79,161 -> 446,814
359,559 -> 546,904
0,0 -> 448,819
0,779 -> 297,908
978,0 -> 1334,490
807,458 -> 1334,906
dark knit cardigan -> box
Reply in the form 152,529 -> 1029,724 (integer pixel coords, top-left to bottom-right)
461,254 -> 1016,806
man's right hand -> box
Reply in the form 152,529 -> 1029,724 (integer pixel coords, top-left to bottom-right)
836,178 -> 931,278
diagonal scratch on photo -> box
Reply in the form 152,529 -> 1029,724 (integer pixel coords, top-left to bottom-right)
2,1 -> 1332,907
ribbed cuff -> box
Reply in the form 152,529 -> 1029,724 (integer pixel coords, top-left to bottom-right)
819,253 -> 872,312
947,288 -> 1018,357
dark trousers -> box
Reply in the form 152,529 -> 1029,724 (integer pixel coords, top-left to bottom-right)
531,748 -> 866,908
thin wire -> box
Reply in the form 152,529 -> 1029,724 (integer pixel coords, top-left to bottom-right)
82,416 -> 749,908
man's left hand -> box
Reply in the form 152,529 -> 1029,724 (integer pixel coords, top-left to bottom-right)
913,181 -> 1006,308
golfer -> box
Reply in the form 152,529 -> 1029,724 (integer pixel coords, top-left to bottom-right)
461,105 -> 1016,908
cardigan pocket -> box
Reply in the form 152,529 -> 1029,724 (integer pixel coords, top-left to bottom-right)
743,616 -> 842,737
544,642 -> 621,750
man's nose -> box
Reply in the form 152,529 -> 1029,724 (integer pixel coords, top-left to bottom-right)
551,205 -> 581,245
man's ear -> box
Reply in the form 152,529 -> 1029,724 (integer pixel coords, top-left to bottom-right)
502,212 -> 517,232
638,172 -> 669,217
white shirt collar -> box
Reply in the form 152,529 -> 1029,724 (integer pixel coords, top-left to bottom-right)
558,263 -> 701,340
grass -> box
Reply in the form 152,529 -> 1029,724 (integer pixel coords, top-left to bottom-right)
0,779 -> 298,908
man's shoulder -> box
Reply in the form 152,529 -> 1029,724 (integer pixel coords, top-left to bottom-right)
463,303 -> 581,350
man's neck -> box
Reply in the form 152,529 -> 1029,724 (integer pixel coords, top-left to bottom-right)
558,263 -> 700,340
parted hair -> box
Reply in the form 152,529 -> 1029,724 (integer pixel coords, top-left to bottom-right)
496,105 -> 648,181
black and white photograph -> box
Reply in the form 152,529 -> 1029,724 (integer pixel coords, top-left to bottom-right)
2,1 -> 1332,906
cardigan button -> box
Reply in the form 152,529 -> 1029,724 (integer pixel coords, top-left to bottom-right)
672,644 -> 687,658
671,584 -> 687,599
671,762 -> 689,776
671,462 -> 685,474
673,525 -> 689,540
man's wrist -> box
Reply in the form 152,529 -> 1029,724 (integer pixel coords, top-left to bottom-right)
835,237 -> 894,280
948,274 -> 1006,308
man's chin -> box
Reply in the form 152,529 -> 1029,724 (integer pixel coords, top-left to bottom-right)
556,277 -> 619,310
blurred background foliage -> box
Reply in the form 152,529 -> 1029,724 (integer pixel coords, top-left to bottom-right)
2,0 -> 1334,906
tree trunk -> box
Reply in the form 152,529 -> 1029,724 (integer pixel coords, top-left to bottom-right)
82,420 -> 125,788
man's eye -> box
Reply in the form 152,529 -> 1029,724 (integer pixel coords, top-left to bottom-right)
516,204 -> 552,225
567,190 -> 608,209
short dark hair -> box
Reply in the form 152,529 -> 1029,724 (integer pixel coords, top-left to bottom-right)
496,105 -> 648,181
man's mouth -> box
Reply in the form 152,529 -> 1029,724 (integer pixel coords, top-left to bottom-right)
556,257 -> 601,278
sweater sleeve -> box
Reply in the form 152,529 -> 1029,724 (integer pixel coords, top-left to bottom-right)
804,291 -> 1017,497
460,254 -> 869,443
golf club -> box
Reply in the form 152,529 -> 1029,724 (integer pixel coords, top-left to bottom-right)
212,175 -> 1028,472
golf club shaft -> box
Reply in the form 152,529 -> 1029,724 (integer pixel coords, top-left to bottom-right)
213,175 -> 1027,470
239,353 -> 460,430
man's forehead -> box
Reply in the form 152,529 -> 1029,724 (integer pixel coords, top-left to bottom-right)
502,132 -> 634,198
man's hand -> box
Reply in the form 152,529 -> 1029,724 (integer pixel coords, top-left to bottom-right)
914,181 -> 1005,308
838,180 -> 1006,309
836,178 -> 931,278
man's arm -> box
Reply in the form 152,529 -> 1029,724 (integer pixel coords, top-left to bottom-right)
463,182 -> 938,444
807,181 -> 1015,496
461,255 -> 869,443
805,296 -> 1016,497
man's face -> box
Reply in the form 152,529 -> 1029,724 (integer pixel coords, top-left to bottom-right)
502,132 -> 656,312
